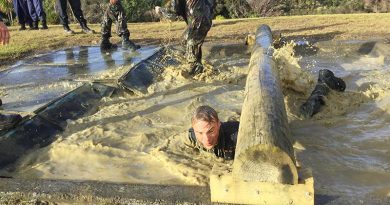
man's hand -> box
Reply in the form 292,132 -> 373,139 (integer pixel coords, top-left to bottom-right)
0,22 -> 10,45
109,0 -> 118,5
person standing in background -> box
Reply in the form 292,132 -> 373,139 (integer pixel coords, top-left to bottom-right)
26,0 -> 48,29
12,0 -> 34,30
155,0 -> 215,76
100,0 -> 140,51
56,0 -> 94,34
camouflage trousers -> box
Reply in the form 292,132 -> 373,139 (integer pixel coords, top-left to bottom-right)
101,1 -> 130,38
184,8 -> 212,64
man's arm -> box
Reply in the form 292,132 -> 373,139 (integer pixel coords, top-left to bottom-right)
0,17 -> 10,45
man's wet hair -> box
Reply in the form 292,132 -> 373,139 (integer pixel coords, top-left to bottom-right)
191,105 -> 219,125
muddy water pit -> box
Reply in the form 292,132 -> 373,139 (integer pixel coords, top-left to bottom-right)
1,40 -> 390,204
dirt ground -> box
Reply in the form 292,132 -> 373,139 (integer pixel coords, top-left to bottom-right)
2,13 -> 390,70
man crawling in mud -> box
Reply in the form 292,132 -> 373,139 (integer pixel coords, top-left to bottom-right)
187,105 -> 238,160
155,0 -> 215,75
187,71 -> 346,159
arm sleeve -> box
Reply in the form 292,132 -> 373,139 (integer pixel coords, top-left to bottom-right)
184,128 -> 197,147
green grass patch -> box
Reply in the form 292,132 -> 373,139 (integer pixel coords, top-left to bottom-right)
2,13 -> 390,69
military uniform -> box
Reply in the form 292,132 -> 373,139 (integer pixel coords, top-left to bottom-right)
102,0 -> 129,39
188,121 -> 239,160
100,0 -> 139,51
163,0 -> 214,75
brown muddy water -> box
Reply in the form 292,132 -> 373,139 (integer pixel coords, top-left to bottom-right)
1,40 -> 390,203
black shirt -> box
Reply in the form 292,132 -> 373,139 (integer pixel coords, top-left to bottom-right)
188,121 -> 239,160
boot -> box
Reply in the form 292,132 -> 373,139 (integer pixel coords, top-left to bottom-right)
19,23 -> 26,31
121,35 -> 140,51
318,69 -> 346,92
0,113 -> 22,131
31,21 -> 39,30
63,24 -> 75,34
100,36 -> 117,50
299,70 -> 346,118
188,62 -> 204,76
300,95 -> 325,118
28,22 -> 33,29
41,19 -> 48,29
80,21 -> 95,34
299,83 -> 329,118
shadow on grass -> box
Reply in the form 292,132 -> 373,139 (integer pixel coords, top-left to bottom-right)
278,23 -> 347,34
212,19 -> 257,27
287,31 -> 344,43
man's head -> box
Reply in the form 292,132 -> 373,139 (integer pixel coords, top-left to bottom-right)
191,105 -> 221,150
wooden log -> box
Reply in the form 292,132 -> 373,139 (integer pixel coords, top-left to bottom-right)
232,24 -> 298,184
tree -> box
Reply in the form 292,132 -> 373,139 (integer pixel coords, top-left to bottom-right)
121,0 -> 162,22
44,0 -> 60,24
0,0 -> 14,24
247,0 -> 290,16
81,0 -> 105,23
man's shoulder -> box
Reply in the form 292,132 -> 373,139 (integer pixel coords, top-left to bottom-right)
221,121 -> 239,133
221,120 -> 239,126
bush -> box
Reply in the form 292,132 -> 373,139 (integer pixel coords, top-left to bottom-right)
215,0 -> 252,18
121,0 -> 162,22
44,0 -> 60,24
16,0 -> 377,25
248,0 -> 290,16
81,0 -> 105,24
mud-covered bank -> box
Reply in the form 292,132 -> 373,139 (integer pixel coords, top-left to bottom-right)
0,178 -> 211,205
0,178 -> 389,205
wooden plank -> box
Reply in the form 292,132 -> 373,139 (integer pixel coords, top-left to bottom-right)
211,164 -> 314,205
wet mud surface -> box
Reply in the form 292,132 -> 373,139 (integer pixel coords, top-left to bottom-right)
0,46 -> 159,112
1,39 -> 390,204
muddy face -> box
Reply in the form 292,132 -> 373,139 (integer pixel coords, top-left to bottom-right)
192,119 -> 221,149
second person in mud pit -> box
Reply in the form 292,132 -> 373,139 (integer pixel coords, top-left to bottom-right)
155,0 -> 215,75
100,0 -> 140,51
187,105 -> 239,160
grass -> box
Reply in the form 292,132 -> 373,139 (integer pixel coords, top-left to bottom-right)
1,13 -> 390,69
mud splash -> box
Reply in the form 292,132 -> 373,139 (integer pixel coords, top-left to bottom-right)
1,40 -> 390,201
